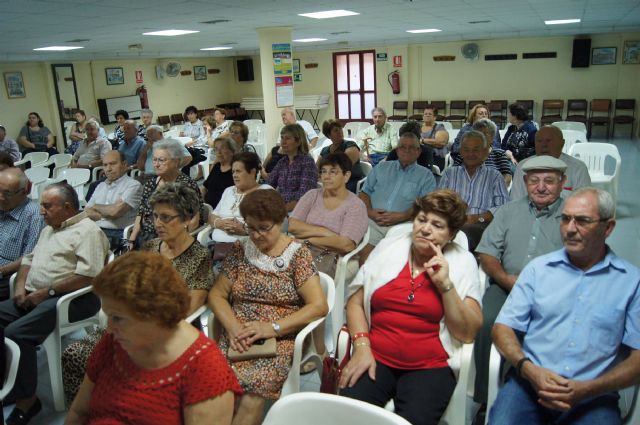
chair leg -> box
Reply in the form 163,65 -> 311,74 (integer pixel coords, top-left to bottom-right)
41,333 -> 66,412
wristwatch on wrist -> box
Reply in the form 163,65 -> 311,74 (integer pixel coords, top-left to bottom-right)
516,357 -> 532,377
478,215 -> 485,223
271,321 -> 282,337
48,286 -> 57,297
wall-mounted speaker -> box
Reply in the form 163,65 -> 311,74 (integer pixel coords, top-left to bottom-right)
571,39 -> 591,68
237,59 -> 254,81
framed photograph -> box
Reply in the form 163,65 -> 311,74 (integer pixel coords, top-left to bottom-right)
193,65 -> 207,80
591,47 -> 616,65
4,71 -> 26,98
293,59 -> 301,74
105,67 -> 124,85
622,40 -> 640,64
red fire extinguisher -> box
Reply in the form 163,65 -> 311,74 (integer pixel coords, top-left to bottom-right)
136,85 -> 149,109
388,71 -> 400,94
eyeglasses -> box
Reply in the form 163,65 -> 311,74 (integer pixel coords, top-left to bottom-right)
152,213 -> 181,223
0,188 -> 24,198
152,157 -> 169,164
243,222 -> 276,235
525,177 -> 561,186
560,214 -> 609,227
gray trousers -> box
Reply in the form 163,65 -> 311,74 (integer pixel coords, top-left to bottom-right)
0,292 -> 100,399
473,282 -> 509,404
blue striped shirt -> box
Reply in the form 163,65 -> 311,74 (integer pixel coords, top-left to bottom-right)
438,165 -> 509,215
0,199 -> 45,266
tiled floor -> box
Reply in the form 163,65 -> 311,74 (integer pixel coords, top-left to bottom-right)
7,136 -> 638,425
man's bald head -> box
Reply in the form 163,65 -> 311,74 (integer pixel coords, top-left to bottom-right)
535,125 -> 565,158
0,167 -> 29,211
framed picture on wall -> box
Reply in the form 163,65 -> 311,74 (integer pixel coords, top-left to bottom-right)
293,59 -> 301,74
3,71 -> 26,98
105,67 -> 124,85
194,66 -> 207,80
622,41 -> 640,64
591,47 -> 616,65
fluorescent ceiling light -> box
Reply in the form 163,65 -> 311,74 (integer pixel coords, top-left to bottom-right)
143,29 -> 199,36
545,19 -> 581,25
294,38 -> 328,43
298,10 -> 359,19
200,47 -> 233,51
33,46 -> 84,51
406,29 -> 442,34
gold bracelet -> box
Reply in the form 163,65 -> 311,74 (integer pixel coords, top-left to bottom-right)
354,341 -> 371,347
441,282 -> 454,294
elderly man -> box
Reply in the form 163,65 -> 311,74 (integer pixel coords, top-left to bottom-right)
0,182 -> 108,424
278,107 -> 318,147
510,125 -> 591,200
139,108 -> 154,141
472,155 -> 568,423
0,168 -> 44,300
489,187 -> 640,424
136,125 -> 192,176
358,107 -> 398,166
0,124 -> 21,162
438,130 -> 509,251
85,151 -> 142,249
358,132 -> 436,264
117,120 -> 145,167
71,121 -> 111,170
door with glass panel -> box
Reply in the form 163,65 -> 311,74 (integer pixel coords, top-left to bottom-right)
333,50 -> 376,122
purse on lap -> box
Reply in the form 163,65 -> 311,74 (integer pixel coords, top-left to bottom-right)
227,337 -> 277,361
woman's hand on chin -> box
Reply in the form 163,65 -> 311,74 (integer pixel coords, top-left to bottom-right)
423,241 -> 451,290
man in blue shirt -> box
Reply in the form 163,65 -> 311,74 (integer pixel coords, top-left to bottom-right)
117,120 -> 145,167
489,187 -> 640,424
357,132 -> 436,264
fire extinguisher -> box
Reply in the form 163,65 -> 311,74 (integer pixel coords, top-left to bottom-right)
388,71 -> 400,94
136,85 -> 149,109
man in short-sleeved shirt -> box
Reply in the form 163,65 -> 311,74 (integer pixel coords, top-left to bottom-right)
85,151 -> 142,249
0,125 -> 21,161
0,182 -> 108,421
358,107 -> 397,166
278,107 -> 318,148
472,155 -> 567,412
72,121 -> 111,169
358,133 -> 435,265
489,187 -> 640,424
117,120 -> 145,166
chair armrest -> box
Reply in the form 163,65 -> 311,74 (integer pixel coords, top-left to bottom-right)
14,158 -> 29,167
486,343 -> 503,423
196,225 -> 213,247
56,286 -> 94,327
186,305 -> 208,324
92,166 -> 104,182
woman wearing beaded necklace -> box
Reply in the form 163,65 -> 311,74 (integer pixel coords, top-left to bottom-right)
338,190 -> 483,425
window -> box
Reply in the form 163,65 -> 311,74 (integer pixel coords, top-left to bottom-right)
333,50 -> 376,121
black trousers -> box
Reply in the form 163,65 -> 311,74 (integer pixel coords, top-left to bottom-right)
341,361 -> 456,425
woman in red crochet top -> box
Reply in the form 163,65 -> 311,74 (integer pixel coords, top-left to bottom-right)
65,251 -> 242,425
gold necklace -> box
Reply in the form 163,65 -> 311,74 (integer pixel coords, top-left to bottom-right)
408,252 -> 424,303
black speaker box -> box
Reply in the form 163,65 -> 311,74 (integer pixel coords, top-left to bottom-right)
571,39 -> 591,68
237,59 -> 254,81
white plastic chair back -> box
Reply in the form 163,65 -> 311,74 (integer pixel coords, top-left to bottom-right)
51,154 -> 73,178
552,121 -> 587,134
359,161 -> 373,177
569,142 -> 621,200
385,222 -> 413,239
25,167 -> 51,200
388,121 -> 404,138
562,129 -> 588,154
263,392 -> 412,425
343,121 -> 369,139
436,121 -> 454,132
310,138 -> 332,161
197,225 -> 213,247
57,168 -> 91,202
15,152 -> 49,168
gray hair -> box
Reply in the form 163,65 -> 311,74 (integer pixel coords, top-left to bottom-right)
85,120 -> 99,131
124,119 -> 137,127
141,109 -> 154,117
461,130 -> 488,149
154,139 -> 184,160
568,187 -> 616,219
147,124 -> 164,133
149,183 -> 200,220
44,182 -> 79,210
213,136 -> 239,154
371,107 -> 387,117
472,119 -> 497,141
399,132 -> 420,148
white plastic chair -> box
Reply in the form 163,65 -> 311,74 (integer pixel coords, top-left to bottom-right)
310,138 -> 332,161
208,272 -> 335,397
552,121 -> 588,135
562,129 -> 588,154
486,344 -> 640,424
24,166 -> 51,201
56,168 -> 91,204
263,392 -> 412,425
436,121 -> 454,132
14,152 -> 49,168
326,229 -> 370,353
40,154 -> 73,179
197,225 -> 213,247
359,161 -> 373,177
0,338 -> 20,406
569,142 -> 621,201
343,121 -> 370,139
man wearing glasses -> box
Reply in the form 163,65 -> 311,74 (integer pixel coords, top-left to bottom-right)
0,168 -> 44,300
472,155 -> 567,423
490,187 -> 640,423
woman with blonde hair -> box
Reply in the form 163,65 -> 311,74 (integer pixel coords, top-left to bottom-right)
451,104 -> 502,162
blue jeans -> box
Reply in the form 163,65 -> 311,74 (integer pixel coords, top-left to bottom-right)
368,153 -> 387,166
488,372 -> 621,425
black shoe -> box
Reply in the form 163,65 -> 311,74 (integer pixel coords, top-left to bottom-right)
472,404 -> 486,425
6,398 -> 42,425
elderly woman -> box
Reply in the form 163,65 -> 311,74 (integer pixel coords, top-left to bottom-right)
229,121 -> 257,154
267,124 -> 318,211
453,119 -> 513,187
62,183 -> 214,403
209,189 -> 328,425
318,120 -> 364,193
129,139 -> 203,248
65,110 -> 88,155
420,106 -> 449,172
501,103 -> 537,165
65,251 -> 241,425
339,189 -> 483,425
17,112 -> 57,156
202,137 -> 238,208
438,131 -> 509,251
451,104 -> 502,160
290,152 -> 368,277
208,152 -> 271,244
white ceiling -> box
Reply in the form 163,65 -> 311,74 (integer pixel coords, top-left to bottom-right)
2,0 -> 640,62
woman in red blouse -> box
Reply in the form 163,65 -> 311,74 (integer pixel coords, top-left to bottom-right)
65,251 -> 241,425
338,190 -> 483,425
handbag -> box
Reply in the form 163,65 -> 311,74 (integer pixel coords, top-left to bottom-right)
212,242 -> 234,262
227,337 -> 277,361
320,325 -> 351,394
